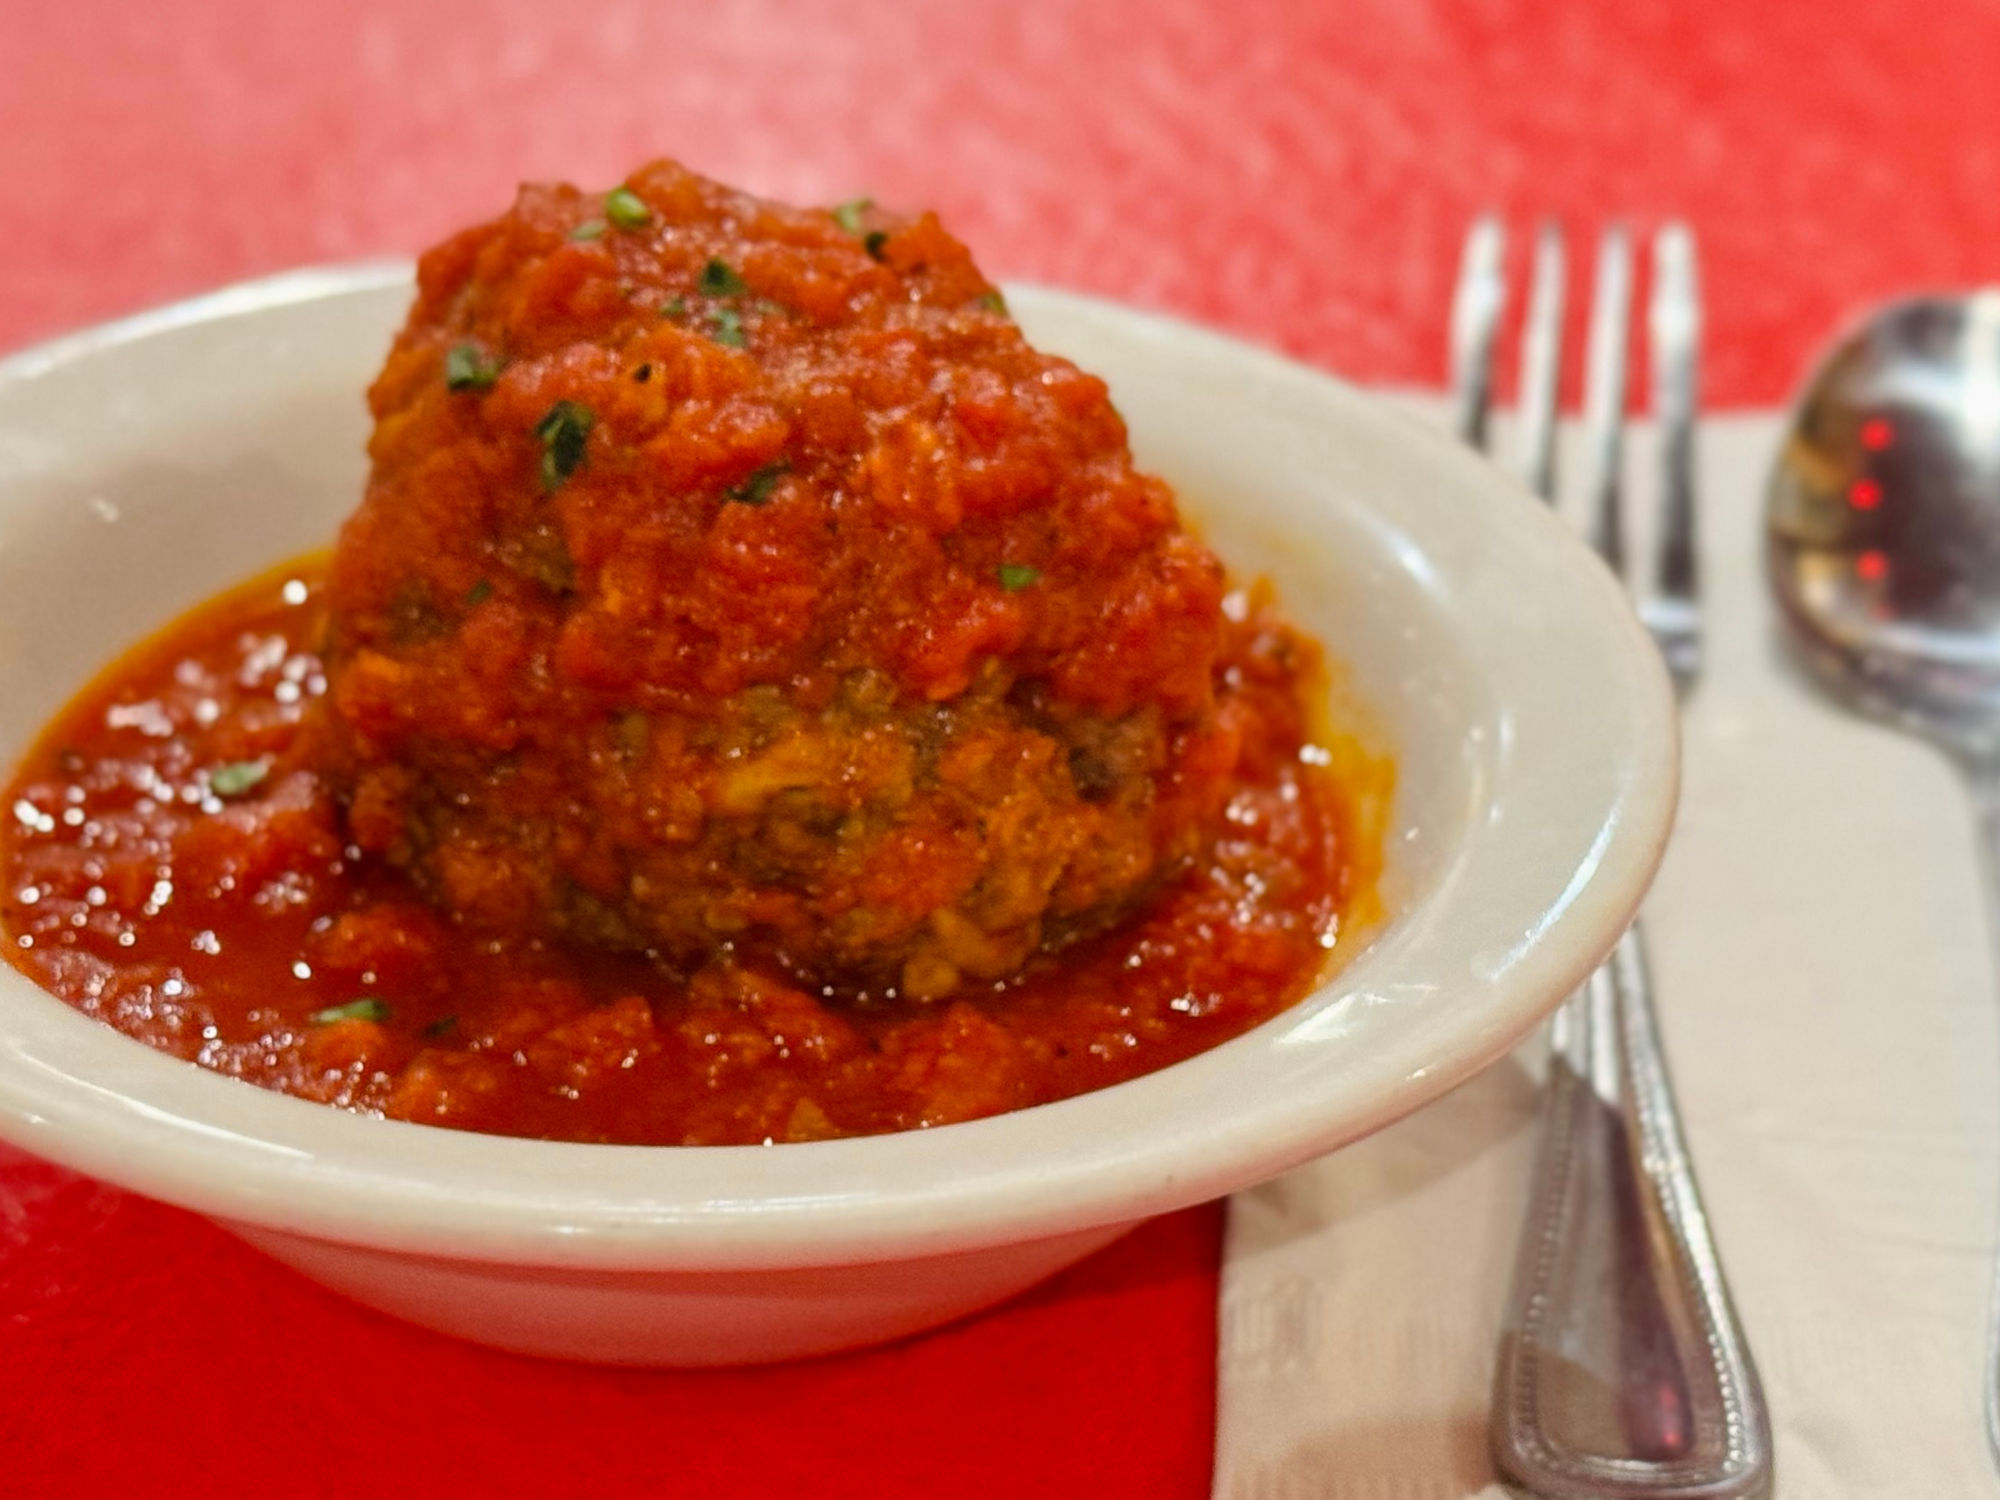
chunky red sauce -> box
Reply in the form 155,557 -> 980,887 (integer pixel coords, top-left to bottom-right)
0,560 -> 1381,1144
1,162 -> 1390,1144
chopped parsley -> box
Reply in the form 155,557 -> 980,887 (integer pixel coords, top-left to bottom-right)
570,219 -> 608,241
464,578 -> 494,606
708,307 -> 746,348
660,296 -> 687,320
312,997 -> 391,1025
977,290 -> 1009,315
726,461 -> 789,505
444,342 -> 505,392
864,230 -> 889,261
422,1015 -> 459,1039
534,401 -> 595,491
208,761 -> 269,798
832,197 -> 873,235
997,563 -> 1041,592
604,187 -> 651,230
700,258 -> 749,297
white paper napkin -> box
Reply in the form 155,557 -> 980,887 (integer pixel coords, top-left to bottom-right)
1213,411 -> 2000,1499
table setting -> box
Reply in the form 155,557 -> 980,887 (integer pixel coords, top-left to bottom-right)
8,2 -> 2000,1497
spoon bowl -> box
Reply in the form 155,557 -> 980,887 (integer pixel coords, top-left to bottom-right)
1769,292 -> 2000,758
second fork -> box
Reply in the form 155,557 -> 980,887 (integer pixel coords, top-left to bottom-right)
1452,219 -> 1774,1500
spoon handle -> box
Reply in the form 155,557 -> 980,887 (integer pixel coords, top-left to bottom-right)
1492,919 -> 1773,1499
1961,763 -> 2000,1472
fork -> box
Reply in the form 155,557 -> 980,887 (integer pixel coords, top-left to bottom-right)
1450,220 -> 1774,1500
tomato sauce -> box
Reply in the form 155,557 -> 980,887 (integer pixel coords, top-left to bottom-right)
0,559 -> 1382,1145
0,162 -> 1389,1145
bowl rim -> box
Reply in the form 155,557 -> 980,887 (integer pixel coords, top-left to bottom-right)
0,264 -> 1678,1269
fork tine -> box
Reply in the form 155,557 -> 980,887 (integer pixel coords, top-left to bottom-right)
1650,224 -> 1701,628
1581,225 -> 1633,574
1450,216 -> 1506,450
1515,222 -> 1565,502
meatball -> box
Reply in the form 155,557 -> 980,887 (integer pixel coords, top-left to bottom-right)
316,159 -> 1242,999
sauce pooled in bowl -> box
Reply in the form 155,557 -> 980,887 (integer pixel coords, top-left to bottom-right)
0,161 -> 1387,1144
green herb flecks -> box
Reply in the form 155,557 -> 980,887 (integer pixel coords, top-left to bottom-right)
464,578 -> 494,606
313,997 -> 391,1025
708,307 -> 746,349
977,289 -> 1009,315
208,761 -> 269,798
660,296 -> 687,320
700,258 -> 749,298
863,231 -> 889,261
444,342 -> 505,392
832,197 -> 873,235
570,219 -> 608,242
726,461 -> 790,506
997,563 -> 1041,592
422,1015 -> 459,1039
604,187 -> 652,230
534,401 -> 595,491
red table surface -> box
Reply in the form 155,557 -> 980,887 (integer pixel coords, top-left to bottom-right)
6,1 -> 1999,1494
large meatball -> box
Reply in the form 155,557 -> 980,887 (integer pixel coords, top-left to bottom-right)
318,160 -> 1242,999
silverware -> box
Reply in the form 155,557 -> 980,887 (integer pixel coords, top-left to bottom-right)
1451,218 -> 1773,1499
1767,291 -> 2000,1470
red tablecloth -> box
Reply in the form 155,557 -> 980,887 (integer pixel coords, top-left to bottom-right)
5,2 -> 1997,1494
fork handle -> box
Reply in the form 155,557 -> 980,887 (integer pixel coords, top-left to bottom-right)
1492,919 -> 1773,1499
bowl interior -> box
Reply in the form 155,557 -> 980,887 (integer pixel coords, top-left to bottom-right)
0,270 -> 1674,1268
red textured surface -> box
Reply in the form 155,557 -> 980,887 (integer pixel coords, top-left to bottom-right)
5,0 -> 1996,1493
0,1145 -> 1216,1498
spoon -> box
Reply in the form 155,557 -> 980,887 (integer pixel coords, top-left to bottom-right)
1766,289 -> 2000,1466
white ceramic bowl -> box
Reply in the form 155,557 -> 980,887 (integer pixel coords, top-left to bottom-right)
0,267 -> 1676,1364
